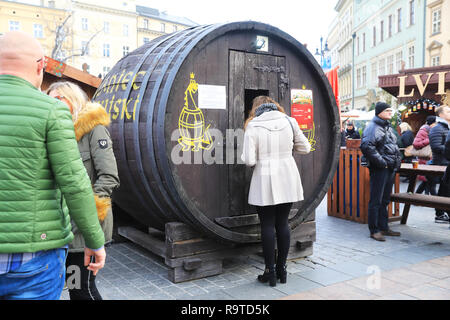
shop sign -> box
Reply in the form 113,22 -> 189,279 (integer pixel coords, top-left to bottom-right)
398,71 -> 449,97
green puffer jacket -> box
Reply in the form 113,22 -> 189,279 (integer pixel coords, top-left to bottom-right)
69,102 -> 120,252
0,75 -> 105,253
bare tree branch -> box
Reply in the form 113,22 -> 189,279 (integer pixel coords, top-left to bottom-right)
51,13 -> 72,60
61,28 -> 102,62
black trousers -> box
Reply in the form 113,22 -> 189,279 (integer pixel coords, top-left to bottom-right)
65,252 -> 103,300
436,165 -> 450,217
256,203 -> 293,269
368,168 -> 395,235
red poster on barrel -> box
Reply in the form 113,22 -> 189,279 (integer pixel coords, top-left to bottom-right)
291,89 -> 314,130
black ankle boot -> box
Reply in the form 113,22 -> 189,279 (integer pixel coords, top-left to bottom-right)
257,267 -> 276,287
276,264 -> 287,283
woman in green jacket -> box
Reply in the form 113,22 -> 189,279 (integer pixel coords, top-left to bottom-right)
47,81 -> 120,300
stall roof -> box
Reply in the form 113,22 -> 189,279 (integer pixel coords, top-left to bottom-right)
42,56 -> 101,99
341,109 -> 375,121
378,64 -> 450,100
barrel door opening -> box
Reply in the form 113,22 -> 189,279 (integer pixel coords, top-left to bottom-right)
93,22 -> 340,244
229,50 -> 286,217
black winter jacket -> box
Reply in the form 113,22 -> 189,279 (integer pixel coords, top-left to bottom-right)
360,116 -> 402,170
400,130 -> 414,147
431,120 -> 450,165
345,128 -> 361,139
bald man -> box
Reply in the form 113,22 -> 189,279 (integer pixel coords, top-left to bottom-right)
0,31 -> 106,300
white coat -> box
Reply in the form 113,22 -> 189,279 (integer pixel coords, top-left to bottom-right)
241,110 -> 311,206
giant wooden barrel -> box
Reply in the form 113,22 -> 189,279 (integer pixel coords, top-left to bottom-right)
93,22 -> 340,244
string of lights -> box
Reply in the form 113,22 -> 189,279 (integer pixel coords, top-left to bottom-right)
398,98 -> 441,119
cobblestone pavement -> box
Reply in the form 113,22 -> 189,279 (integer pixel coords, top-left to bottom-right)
61,182 -> 450,300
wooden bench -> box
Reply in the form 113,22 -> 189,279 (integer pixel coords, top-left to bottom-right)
390,163 -> 448,224
390,193 -> 450,224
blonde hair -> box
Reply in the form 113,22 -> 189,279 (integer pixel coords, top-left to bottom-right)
46,81 -> 88,122
399,122 -> 412,133
435,105 -> 449,117
244,96 -> 286,130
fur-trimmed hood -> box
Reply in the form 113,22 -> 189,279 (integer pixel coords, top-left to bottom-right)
74,102 -> 111,141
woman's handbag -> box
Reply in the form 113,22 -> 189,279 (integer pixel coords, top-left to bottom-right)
404,144 -> 432,158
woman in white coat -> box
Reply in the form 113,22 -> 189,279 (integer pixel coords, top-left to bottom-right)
242,96 -> 311,286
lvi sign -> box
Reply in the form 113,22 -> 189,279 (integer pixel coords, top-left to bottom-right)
397,71 -> 449,98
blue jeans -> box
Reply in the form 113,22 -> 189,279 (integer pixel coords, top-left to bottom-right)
368,167 -> 396,234
0,248 -> 67,300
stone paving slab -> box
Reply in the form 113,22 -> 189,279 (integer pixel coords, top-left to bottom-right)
283,257 -> 450,300
295,266 -> 354,286
61,181 -> 450,300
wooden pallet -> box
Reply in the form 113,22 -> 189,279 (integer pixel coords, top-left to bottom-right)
118,215 -> 315,283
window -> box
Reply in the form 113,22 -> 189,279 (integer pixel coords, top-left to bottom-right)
103,66 -> 111,78
373,26 -> 376,46
104,22 -> 110,34
58,50 -> 66,60
371,62 -> 378,86
143,37 -> 150,44
432,9 -> 441,34
357,36 -> 360,55
160,23 -> 165,33
143,19 -> 149,29
81,41 -> 89,55
103,44 -> 110,57
409,0 -> 415,26
387,55 -> 394,74
123,46 -> 129,56
397,8 -> 402,32
362,33 -> 366,53
362,66 -> 367,87
396,51 -> 403,72
388,15 -> 393,38
379,58 -> 386,76
9,21 -> 20,31
431,55 -> 440,66
408,45 -> 415,68
48,1 -> 55,8
33,24 -> 43,38
357,68 -> 362,89
81,18 -> 88,31
380,20 -> 384,42
173,25 -> 178,32
123,24 -> 129,37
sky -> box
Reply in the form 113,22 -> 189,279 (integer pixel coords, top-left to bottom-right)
137,0 -> 338,57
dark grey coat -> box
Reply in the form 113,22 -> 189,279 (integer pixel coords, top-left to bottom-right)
360,116 -> 402,170
70,103 -> 120,252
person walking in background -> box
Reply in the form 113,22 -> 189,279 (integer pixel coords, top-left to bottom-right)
429,105 -> 450,223
340,122 -> 347,147
345,121 -> 361,140
241,96 -> 311,286
360,102 -> 402,242
47,81 -> 120,300
414,115 -> 436,195
0,31 -> 106,300
399,122 -> 415,163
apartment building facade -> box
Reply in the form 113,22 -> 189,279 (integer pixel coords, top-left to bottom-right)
0,0 -> 71,56
352,0 -> 426,110
335,0 -> 354,111
0,0 -> 197,78
136,5 -> 197,47
425,0 -> 450,67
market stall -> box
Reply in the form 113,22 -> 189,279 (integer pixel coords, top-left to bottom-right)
42,56 -> 101,99
379,64 -> 450,133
